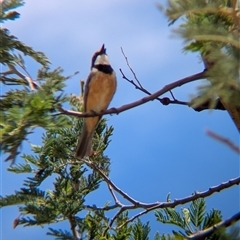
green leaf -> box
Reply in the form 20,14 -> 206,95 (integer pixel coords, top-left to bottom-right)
189,198 -> 206,228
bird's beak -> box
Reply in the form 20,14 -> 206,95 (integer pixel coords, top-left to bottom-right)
100,44 -> 106,54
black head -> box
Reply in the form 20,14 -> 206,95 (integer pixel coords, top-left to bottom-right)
91,44 -> 107,69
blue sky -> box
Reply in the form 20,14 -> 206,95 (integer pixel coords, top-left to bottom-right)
1,0 -> 240,239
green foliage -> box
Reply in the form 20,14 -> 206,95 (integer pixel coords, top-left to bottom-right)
0,0 -> 49,67
0,0 -> 24,22
0,111 -> 115,236
129,219 -> 150,240
0,67 -> 70,164
0,0 -> 71,164
219,227 -> 240,240
165,0 -> 240,111
47,228 -> 73,240
155,198 -> 225,239
0,28 -> 50,67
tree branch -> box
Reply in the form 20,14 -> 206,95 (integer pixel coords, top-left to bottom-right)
108,185 -> 123,207
68,216 -> 80,240
84,159 -> 140,205
4,64 -> 39,90
58,70 -> 207,118
83,158 -> 240,231
188,211 -> 240,240
206,130 -> 240,154
121,47 -> 144,89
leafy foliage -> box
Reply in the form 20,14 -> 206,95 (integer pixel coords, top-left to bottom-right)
155,198 -> 226,239
165,0 -> 240,130
0,0 -> 49,66
129,219 -> 150,240
0,67 -> 71,164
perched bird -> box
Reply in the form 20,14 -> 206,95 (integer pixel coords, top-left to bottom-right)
76,44 -> 117,158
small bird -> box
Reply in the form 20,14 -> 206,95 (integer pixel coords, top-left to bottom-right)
76,44 -> 117,158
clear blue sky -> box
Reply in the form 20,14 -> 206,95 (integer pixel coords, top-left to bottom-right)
1,0 -> 239,239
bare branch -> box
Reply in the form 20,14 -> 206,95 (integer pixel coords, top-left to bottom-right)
120,49 -> 207,108
84,159 -> 140,205
68,216 -> 80,240
121,47 -> 144,89
120,68 -> 193,107
206,130 -> 240,154
2,64 -> 39,90
58,70 -> 206,118
117,207 -> 154,229
82,157 -> 240,231
188,211 -> 240,240
108,185 -> 123,207
103,207 -> 125,236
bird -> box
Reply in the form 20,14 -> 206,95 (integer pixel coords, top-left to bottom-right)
75,44 -> 117,158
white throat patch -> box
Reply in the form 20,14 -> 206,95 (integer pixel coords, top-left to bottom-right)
94,54 -> 110,66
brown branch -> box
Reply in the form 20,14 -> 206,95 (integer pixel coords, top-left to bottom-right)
206,130 -> 240,154
84,159 -> 140,206
188,211 -> 240,240
120,68 -> 194,107
58,70 -> 206,118
120,48 -> 207,108
117,176 -> 240,228
83,158 -> 240,231
6,64 -> 39,90
68,216 -> 79,240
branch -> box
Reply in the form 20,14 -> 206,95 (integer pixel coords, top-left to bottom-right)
119,68 -> 189,106
108,185 -> 123,207
188,211 -> 240,240
5,64 -> 39,90
117,207 -> 155,229
206,130 -> 240,154
68,216 -> 80,240
84,160 -> 140,205
83,158 -> 240,230
117,176 -> 240,228
121,47 -> 144,89
103,207 -> 125,236
58,70 -> 207,118
120,48 -> 209,108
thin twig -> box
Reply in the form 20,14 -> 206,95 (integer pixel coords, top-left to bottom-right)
120,50 -> 202,107
5,64 -> 39,89
103,207 -> 125,236
206,130 -> 240,154
121,47 -> 144,89
117,207 -> 156,229
84,160 -> 140,206
169,90 -> 175,100
120,68 -> 188,107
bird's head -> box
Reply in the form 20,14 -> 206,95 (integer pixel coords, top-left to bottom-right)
91,44 -> 110,69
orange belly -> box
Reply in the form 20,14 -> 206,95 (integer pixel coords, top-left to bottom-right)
84,72 -> 117,132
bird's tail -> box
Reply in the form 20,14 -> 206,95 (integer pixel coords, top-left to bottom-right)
75,124 -> 94,158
